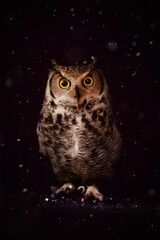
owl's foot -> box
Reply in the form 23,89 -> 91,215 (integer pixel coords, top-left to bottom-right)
55,183 -> 75,195
81,185 -> 103,202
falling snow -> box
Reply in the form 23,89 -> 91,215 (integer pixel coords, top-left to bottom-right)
1,1 -> 160,238
135,52 -> 141,57
107,41 -> 118,51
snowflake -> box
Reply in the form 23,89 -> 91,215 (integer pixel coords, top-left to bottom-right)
107,41 -> 118,51
135,52 -> 141,57
23,188 -> 28,193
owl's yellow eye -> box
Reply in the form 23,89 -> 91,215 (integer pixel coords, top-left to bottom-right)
83,77 -> 94,87
59,79 -> 71,89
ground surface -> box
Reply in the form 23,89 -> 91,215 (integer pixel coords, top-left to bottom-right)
1,192 -> 160,239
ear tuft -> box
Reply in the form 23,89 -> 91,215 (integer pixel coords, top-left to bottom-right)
49,58 -> 57,70
51,58 -> 57,65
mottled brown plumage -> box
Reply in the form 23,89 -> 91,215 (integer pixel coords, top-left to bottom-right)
37,57 -> 121,201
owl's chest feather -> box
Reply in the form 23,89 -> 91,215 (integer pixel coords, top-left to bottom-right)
68,125 -> 80,157
38,98 -> 115,159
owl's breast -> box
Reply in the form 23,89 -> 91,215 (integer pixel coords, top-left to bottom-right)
37,102 -> 121,180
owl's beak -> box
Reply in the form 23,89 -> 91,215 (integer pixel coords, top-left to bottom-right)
75,85 -> 81,102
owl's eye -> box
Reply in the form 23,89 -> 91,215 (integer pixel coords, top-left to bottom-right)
83,77 -> 94,87
59,79 -> 71,89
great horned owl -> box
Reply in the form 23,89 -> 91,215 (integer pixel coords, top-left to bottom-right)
37,57 -> 121,201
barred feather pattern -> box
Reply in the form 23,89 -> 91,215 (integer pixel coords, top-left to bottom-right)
37,93 -> 121,184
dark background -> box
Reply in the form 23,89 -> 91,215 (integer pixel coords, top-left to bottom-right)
1,0 -> 160,239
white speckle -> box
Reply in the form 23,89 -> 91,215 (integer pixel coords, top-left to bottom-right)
121,85 -> 124,88
19,164 -> 23,168
132,41 -> 137,47
25,36 -> 28,40
149,23 -> 156,29
99,11 -> 102,14
86,8 -> 90,11
149,40 -> 153,45
133,174 -> 136,178
107,41 -> 118,51
134,141 -> 137,145
136,52 -> 141,57
132,71 -> 137,76
90,214 -> 93,218
144,147 -> 148,151
83,60 -> 87,64
148,188 -> 156,196
70,8 -> 74,12
70,26 -> 74,30
12,51 -> 15,54
17,138 -> 21,142
5,78 -> 13,87
23,188 -> 28,193
89,36 -> 93,41
127,53 -> 131,57
45,197 -> 49,201
1,143 -> 5,147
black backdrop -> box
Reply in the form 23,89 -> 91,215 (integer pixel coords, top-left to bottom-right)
1,0 -> 160,239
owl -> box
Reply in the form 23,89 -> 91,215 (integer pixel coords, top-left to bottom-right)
37,57 -> 121,201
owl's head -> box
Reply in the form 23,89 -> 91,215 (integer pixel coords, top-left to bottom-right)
45,57 -> 109,105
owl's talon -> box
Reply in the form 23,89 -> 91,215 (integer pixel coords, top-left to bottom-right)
55,183 -> 75,195
82,185 -> 103,202
77,185 -> 86,193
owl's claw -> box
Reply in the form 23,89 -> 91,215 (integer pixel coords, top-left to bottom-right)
56,183 -> 75,195
77,185 -> 86,193
81,185 -> 103,202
